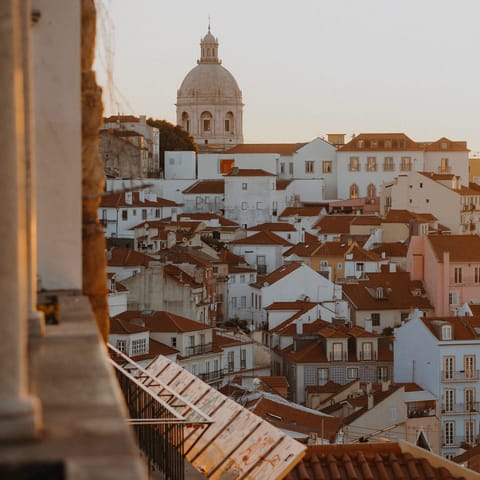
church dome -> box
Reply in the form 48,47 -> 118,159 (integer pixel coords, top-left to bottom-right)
177,63 -> 242,101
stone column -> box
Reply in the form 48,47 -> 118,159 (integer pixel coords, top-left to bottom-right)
0,0 -> 41,441
21,0 -> 45,337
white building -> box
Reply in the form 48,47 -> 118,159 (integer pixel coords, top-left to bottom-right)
164,151 -> 196,180
394,311 -> 480,459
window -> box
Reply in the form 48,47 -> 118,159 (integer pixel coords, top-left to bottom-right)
240,274 -> 245,283
200,333 -> 206,346
347,367 -> 358,380
116,339 -> 126,352
332,342 -> 343,361
362,342 -> 373,360
448,292 -> 458,305
142,209 -> 147,220
444,388 -> 455,412
377,366 -> 388,382
228,351 -> 234,371
224,119 -> 230,132
384,139 -> 392,149
249,274 -> 255,282
240,296 -> 246,308
322,161 -> 332,173
350,184 -> 359,199
240,349 -> 246,369
242,182 -> 247,190
444,421 -> 455,446
443,356 -> 455,380
132,209 -> 137,216
256,202 -> 263,210
371,313 -> 380,327
440,158 -> 450,173
155,208 -> 160,218
289,162 -> 294,175
230,275 -> 236,284
171,337 -> 177,347
475,267 -> 480,284
400,156 -> 412,171
241,202 -> 248,210
203,119 -> 211,132
305,161 -> 314,174
383,156 -> 394,171
465,388 -> 476,411
349,157 -> 360,172
400,312 -> 409,323
131,338 -> 147,356
367,156 -> 377,172
189,335 -> 195,347
356,262 -> 364,272
256,255 -> 266,274
454,267 -> 463,284
280,163 -> 285,174
122,210 -> 128,221
231,297 -> 237,308
356,140 -> 365,148
317,367 -> 329,385
366,183 -> 376,199
442,324 -> 452,340
465,420 -> 476,444
465,355 -> 476,380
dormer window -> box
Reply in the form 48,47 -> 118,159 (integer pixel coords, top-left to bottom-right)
375,287 -> 384,299
356,140 -> 365,148
441,141 -> 448,150
442,324 -> 452,340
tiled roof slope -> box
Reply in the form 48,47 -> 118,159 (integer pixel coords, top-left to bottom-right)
182,179 -> 224,194
107,247 -> 155,266
223,168 -> 276,177
224,143 -> 306,155
382,209 -> 437,223
228,230 -> 293,246
247,222 -> 297,232
423,137 -> 469,152
279,206 -> 324,218
428,234 -> 480,262
421,316 -> 480,341
286,442 -> 470,480
100,191 -> 179,208
337,132 -> 420,152
250,262 -> 302,288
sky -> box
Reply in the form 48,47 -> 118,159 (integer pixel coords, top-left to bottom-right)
94,0 -> 480,153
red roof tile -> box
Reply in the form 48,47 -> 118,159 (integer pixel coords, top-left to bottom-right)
250,262 -> 302,288
229,230 -> 293,247
287,442 -> 469,480
247,222 -> 297,232
423,137 -> 469,152
182,179 -> 224,194
107,247 -> 155,267
224,143 -> 306,155
100,191 -> 180,208
279,206 -> 324,218
337,132 -> 420,152
223,168 -> 276,177
427,234 -> 480,262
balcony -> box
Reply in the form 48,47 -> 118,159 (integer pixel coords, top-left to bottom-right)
442,370 -> 480,382
438,166 -> 452,174
329,352 -> 348,362
358,351 -> 378,361
185,342 -> 213,357
442,436 -> 480,448
441,402 -> 480,415
257,264 -> 267,275
198,369 -> 225,383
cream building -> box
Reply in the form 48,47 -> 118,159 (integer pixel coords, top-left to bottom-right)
176,26 -> 244,151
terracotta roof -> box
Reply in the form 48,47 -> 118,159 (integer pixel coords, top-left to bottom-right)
382,209 -> 437,223
113,310 -> 211,333
314,215 -> 380,233
421,316 -> 480,341
104,114 -> 140,123
428,234 -> 480,262
163,264 -> 202,288
228,266 -> 256,274
218,249 -> 247,266
284,240 -> 351,259
345,243 -> 382,262
212,330 -> 245,347
423,137 -> 469,152
279,206 -> 324,218
370,242 -> 408,257
224,143 -> 306,155
276,180 -> 293,190
245,396 -> 342,441
107,247 -> 155,267
182,179 -> 224,194
223,168 -> 276,177
110,317 -> 148,334
250,262 -> 302,288
160,247 -> 218,267
228,230 -> 293,247
256,376 -> 289,392
287,442 -> 470,480
132,338 -> 179,361
342,271 -> 433,311
100,191 -> 180,208
247,222 -> 297,232
337,132 -> 420,152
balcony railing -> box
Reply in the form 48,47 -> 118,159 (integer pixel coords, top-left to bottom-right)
358,351 -> 378,361
329,352 -> 348,362
438,166 -> 452,174
185,342 -> 213,357
198,369 -> 225,383
442,436 -> 480,448
441,402 -> 480,414
442,370 -> 480,382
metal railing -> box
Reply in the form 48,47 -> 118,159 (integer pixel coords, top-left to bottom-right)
107,344 -> 213,480
198,369 -> 225,383
442,370 -> 480,382
185,342 -> 213,356
441,402 -> 480,414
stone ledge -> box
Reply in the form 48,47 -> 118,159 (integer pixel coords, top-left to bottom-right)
0,293 -> 147,479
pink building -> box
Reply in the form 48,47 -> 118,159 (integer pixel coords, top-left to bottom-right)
407,235 -> 480,315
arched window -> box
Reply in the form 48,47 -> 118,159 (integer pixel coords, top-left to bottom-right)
367,183 -> 376,198
224,111 -> 234,133
350,184 -> 359,199
181,112 -> 190,132
201,111 -> 212,134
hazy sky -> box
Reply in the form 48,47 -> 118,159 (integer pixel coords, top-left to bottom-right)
94,0 -> 480,152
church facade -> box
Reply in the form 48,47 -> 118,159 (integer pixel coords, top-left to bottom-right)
176,27 -> 244,152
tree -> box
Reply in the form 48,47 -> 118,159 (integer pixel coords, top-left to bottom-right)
146,118 -> 197,174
